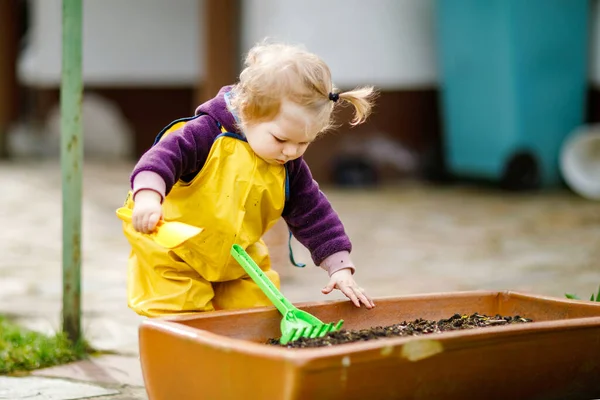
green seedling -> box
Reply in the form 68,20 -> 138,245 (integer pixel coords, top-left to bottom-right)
565,285 -> 600,302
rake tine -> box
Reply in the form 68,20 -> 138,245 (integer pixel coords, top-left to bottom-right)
305,325 -> 319,339
318,323 -> 332,338
279,328 -> 298,344
300,326 -> 311,340
309,324 -> 322,338
302,326 -> 311,338
292,326 -> 306,342
281,328 -> 296,345
326,323 -> 337,334
316,323 -> 329,338
312,324 -> 323,338
333,320 -> 344,331
302,325 -> 315,338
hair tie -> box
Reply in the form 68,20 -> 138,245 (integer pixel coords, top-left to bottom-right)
328,92 -> 340,103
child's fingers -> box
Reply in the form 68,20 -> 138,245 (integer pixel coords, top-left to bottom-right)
353,287 -> 374,309
321,280 -> 336,294
369,295 -> 376,308
148,213 -> 161,231
141,213 -> 153,233
340,286 -> 361,307
132,212 -> 142,232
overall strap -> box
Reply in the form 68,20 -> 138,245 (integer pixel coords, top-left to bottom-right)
215,122 -> 304,267
216,121 -> 247,141
152,114 -> 202,145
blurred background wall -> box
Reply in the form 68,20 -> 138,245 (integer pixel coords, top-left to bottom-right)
1,0 -> 599,185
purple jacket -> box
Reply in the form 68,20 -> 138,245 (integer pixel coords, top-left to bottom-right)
130,86 -> 353,271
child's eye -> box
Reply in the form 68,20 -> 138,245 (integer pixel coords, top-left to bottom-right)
273,136 -> 286,143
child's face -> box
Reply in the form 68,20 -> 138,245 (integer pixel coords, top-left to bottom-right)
244,101 -> 318,165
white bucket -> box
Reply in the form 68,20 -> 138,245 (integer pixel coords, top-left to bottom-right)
560,125 -> 600,200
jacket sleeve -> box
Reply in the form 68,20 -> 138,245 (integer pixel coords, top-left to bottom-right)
282,158 -> 352,267
130,115 -> 220,196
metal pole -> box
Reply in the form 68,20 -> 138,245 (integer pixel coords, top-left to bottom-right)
0,0 -> 18,159
61,0 -> 83,343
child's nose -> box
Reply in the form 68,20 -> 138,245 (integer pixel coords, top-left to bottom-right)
282,145 -> 297,157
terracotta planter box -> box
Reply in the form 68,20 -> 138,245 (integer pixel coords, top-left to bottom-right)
139,291 -> 600,400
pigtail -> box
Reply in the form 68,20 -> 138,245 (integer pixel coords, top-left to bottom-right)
338,86 -> 377,126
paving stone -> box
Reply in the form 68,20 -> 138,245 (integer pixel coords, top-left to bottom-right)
0,376 -> 118,400
32,355 -> 144,387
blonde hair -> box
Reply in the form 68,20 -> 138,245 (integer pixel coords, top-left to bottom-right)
230,41 -> 377,134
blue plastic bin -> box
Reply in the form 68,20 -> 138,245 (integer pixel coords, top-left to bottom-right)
436,0 -> 589,188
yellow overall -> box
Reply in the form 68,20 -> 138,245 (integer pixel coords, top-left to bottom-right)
122,118 -> 285,317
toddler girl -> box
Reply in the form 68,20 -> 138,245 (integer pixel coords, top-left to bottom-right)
122,42 -> 376,317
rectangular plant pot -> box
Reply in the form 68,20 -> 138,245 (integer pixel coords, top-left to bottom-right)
139,291 -> 600,400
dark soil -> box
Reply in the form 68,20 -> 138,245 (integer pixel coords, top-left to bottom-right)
267,313 -> 533,348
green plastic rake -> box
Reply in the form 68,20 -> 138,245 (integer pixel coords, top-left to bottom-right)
230,244 -> 343,344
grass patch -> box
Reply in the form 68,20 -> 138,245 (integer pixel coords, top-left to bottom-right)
0,315 -> 90,374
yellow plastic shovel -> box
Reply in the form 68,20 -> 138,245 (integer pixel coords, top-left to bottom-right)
116,207 -> 203,249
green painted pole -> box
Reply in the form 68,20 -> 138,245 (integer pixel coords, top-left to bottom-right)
61,0 -> 83,343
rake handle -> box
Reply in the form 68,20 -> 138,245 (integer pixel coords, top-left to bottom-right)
230,244 -> 296,316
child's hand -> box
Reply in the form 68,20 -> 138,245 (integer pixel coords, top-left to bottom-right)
132,190 -> 163,233
322,268 -> 375,309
